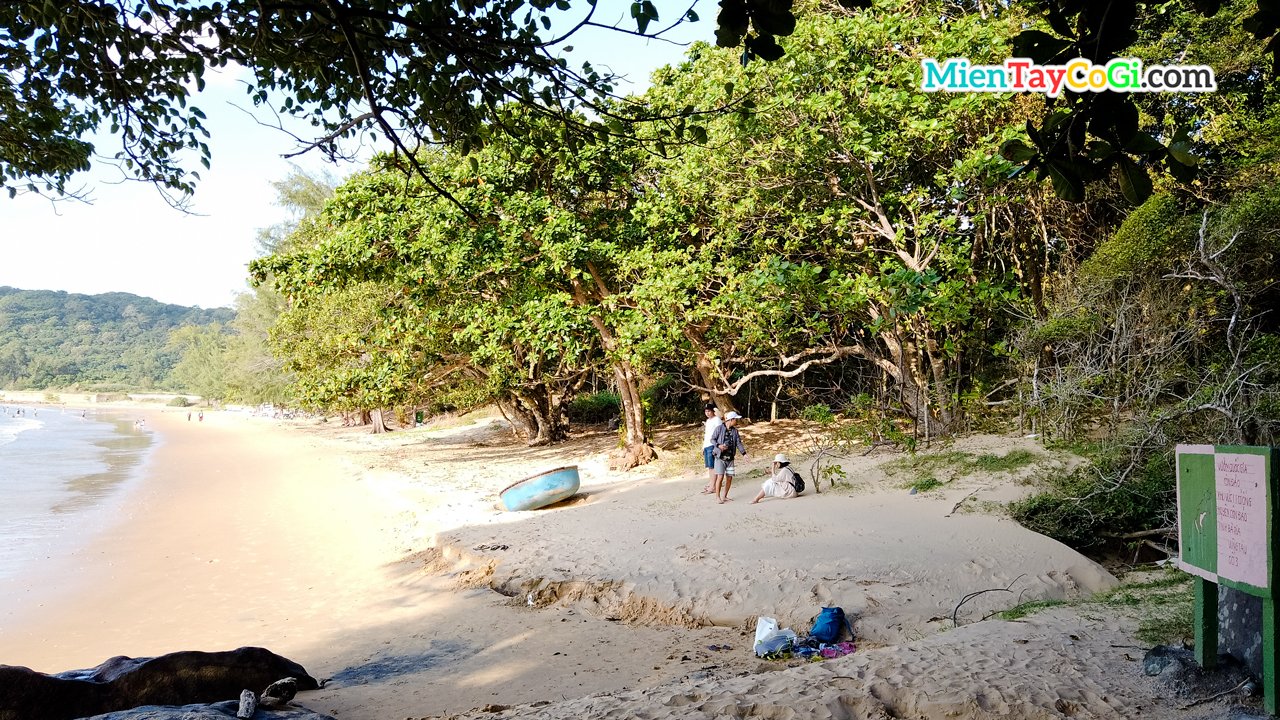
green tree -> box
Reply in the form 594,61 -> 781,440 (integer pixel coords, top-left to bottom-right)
5,0 -> 1275,206
167,324 -> 232,400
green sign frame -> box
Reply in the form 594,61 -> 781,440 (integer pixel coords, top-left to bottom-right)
1176,444 -> 1277,713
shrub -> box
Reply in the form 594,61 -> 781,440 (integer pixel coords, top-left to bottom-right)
566,391 -> 621,424
1008,449 -> 1175,547
168,396 -> 191,407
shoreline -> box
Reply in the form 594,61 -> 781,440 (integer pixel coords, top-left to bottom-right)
0,407 -> 161,605
0,408 -> 407,673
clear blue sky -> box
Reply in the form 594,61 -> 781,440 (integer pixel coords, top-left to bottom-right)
0,2 -> 706,309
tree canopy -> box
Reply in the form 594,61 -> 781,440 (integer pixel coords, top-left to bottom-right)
3,0 -> 1276,205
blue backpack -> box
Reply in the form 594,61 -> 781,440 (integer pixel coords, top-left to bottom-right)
810,606 -> 854,644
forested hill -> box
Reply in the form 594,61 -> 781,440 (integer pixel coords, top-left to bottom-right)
0,287 -> 234,391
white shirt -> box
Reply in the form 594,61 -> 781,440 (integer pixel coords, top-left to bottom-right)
702,415 -> 723,448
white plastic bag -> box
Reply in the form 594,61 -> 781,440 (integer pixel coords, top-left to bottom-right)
754,616 -> 779,645
753,616 -> 797,657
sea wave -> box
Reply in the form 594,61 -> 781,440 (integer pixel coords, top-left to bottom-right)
0,416 -> 43,448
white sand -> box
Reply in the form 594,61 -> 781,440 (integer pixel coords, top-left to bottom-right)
0,411 -> 1232,720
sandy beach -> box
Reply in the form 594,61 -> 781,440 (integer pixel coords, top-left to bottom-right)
0,408 -> 1258,719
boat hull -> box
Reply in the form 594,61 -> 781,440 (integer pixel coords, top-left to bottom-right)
500,465 -> 581,511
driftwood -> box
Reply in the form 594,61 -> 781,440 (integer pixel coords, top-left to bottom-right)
952,574 -> 1027,627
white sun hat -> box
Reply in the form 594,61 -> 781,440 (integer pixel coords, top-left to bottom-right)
774,453 -> 788,463
724,411 -> 742,420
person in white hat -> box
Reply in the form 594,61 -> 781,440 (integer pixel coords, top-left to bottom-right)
751,453 -> 800,503
700,402 -> 723,495
708,411 -> 747,503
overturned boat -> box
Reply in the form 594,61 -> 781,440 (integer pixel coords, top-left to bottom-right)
500,465 -> 581,511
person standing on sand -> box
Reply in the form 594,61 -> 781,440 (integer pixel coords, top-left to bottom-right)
751,453 -> 799,504
198,412 -> 203,422
701,402 -> 723,494
709,411 -> 747,504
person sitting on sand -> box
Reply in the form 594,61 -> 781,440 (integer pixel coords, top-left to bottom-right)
701,402 -> 723,494
709,411 -> 747,504
751,453 -> 799,504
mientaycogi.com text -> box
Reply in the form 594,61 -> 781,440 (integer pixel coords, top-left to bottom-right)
921,57 -> 1217,96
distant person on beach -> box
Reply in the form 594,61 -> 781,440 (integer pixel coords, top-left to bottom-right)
709,411 -> 747,504
701,403 -> 723,494
188,412 -> 192,421
199,412 -> 203,422
751,454 -> 799,503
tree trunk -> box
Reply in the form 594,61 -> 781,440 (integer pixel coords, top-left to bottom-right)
368,408 -> 391,434
567,270 -> 654,468
862,331 -> 945,436
693,351 -> 739,416
497,394 -> 537,442
684,327 -> 739,416
516,386 -> 566,446
611,359 -> 655,470
499,389 -> 567,446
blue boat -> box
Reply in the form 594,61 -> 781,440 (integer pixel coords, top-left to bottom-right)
500,465 -> 581,511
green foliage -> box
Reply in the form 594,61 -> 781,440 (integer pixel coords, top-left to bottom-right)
566,391 -> 621,424
883,449 -> 1039,480
1081,194 -> 1194,281
902,477 -> 944,493
1009,450 -> 1175,547
998,600 -> 1065,620
971,449 -> 1038,472
0,287 -> 233,391
167,323 -> 232,400
0,0 -> 708,202
991,569 -> 1194,645
167,395 -> 190,407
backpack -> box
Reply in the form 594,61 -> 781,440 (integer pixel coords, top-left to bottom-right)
716,427 -> 740,461
788,469 -> 806,494
810,606 -> 854,644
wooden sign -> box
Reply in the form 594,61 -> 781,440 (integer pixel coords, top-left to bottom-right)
1176,445 -> 1276,712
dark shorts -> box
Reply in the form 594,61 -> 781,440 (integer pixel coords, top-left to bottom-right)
704,446 -> 716,468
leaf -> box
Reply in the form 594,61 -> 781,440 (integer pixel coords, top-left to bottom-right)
1113,99 -> 1139,146
999,138 -> 1038,163
1042,109 -> 1072,133
746,34 -> 785,61
754,10 -> 796,36
1167,127 -> 1199,166
1010,30 -> 1073,65
469,157 -> 480,173
1086,140 -> 1114,159
1117,157 -> 1152,205
1166,155 -> 1198,183
1046,161 -> 1084,202
1123,131 -> 1161,154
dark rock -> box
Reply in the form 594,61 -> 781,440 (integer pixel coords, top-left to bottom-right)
1143,645 -> 1178,676
0,647 -> 319,720
81,700 -> 335,719
259,678 -> 297,707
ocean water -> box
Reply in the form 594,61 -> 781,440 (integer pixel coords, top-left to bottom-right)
0,407 -> 155,582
